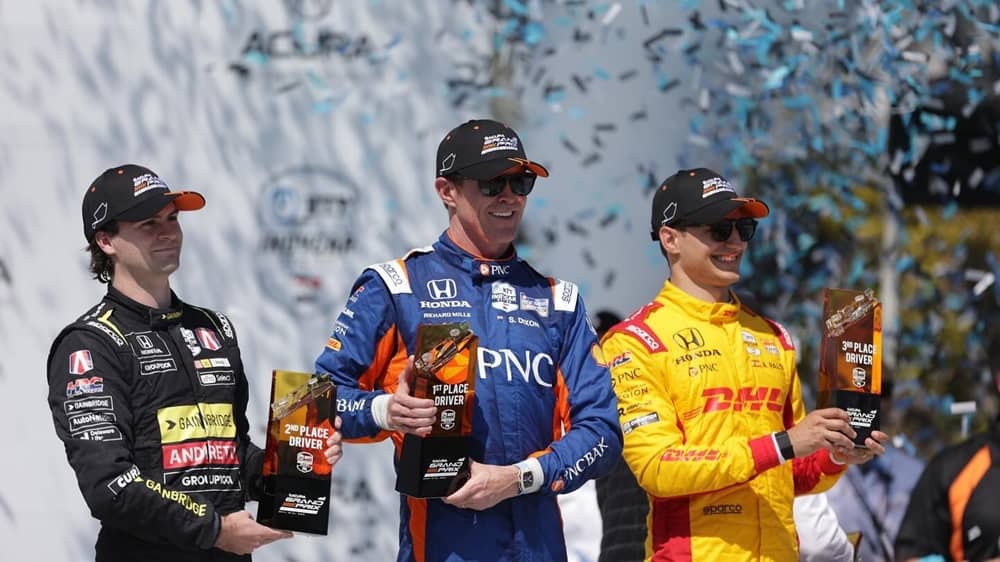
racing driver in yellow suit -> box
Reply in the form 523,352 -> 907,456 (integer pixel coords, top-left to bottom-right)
602,168 -> 889,561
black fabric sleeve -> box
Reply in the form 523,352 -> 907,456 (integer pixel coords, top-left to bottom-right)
893,453 -> 951,561
47,329 -> 221,550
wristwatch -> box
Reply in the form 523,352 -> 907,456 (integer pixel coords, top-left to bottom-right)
515,459 -> 542,495
775,431 -> 796,462
518,467 -> 534,494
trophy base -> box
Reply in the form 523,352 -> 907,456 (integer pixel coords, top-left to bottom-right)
395,434 -> 472,498
257,475 -> 330,535
829,389 -> 881,448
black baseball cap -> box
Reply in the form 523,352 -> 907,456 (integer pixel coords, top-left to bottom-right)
650,168 -> 769,240
436,119 -> 550,180
82,164 -> 205,242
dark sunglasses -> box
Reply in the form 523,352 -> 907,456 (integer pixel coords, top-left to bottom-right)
451,174 -> 537,197
697,218 -> 758,242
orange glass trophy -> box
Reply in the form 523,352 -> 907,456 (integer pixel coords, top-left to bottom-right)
257,371 -> 336,534
395,323 -> 477,498
817,289 -> 882,447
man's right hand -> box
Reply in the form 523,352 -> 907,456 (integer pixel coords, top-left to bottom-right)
214,510 -> 292,555
385,356 -> 436,436
786,408 -> 856,457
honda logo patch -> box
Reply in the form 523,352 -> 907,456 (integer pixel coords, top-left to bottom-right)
427,279 -> 458,300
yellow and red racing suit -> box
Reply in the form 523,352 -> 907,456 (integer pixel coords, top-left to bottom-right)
601,281 -> 846,562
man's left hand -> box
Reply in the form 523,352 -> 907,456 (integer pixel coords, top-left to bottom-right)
832,430 -> 889,464
323,415 -> 343,467
442,461 -> 520,511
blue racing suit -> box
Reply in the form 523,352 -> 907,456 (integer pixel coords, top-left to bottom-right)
315,232 -> 622,562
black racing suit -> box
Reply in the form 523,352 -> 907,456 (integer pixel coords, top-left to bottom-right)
894,416 -> 1000,562
47,287 -> 263,561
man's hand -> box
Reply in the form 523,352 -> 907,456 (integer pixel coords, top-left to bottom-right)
214,510 -> 292,555
386,356 -> 436,436
442,461 -> 520,511
786,408 -> 856,457
323,415 -> 343,466
831,430 -> 889,464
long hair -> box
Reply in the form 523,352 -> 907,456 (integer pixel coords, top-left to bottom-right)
86,221 -> 118,283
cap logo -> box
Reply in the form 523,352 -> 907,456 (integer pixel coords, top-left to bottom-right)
440,153 -> 456,174
481,133 -> 518,155
132,173 -> 168,197
701,177 -> 735,198
92,202 -> 108,228
662,202 -> 677,224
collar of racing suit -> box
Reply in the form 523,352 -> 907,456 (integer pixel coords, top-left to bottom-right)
104,285 -> 185,329
656,280 -> 743,324
435,231 -> 521,281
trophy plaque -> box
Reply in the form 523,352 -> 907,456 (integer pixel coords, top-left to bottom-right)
395,322 -> 477,498
817,288 -> 882,447
257,371 -> 336,534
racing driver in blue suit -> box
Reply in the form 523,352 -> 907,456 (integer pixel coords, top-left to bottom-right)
315,119 -> 622,562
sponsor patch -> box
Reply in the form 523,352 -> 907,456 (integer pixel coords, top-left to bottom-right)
164,467 -> 242,493
180,327 -> 201,356
326,338 -> 342,351
69,350 -> 94,375
162,440 -> 239,469
132,173 -> 168,196
609,351 -> 633,369
426,278 -> 458,300
199,371 -> 236,387
73,426 -> 123,441
67,376 -> 104,397
701,176 -> 735,198
128,332 -> 170,358
196,328 -> 221,351
194,357 -> 231,370
64,395 -> 114,414
622,412 -> 659,434
69,411 -> 117,432
140,358 -> 178,376
107,465 -> 141,496
491,281 -> 518,313
481,133 -> 518,154
672,328 -> 705,350
157,403 -> 236,443
520,294 -> 550,317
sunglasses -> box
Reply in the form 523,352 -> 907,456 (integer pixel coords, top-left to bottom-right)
451,174 -> 537,197
695,218 -> 759,242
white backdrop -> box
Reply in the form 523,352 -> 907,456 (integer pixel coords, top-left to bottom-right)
0,1 -> 689,560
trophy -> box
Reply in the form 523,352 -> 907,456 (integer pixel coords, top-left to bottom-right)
395,322 -> 477,498
817,288 -> 882,447
257,371 -> 336,534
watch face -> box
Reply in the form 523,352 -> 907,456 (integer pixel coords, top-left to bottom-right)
522,471 -> 533,489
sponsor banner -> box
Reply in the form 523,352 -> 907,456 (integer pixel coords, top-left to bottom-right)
157,403 -> 236,443
519,294 -> 549,317
64,395 -> 113,414
164,467 -> 242,493
162,440 -> 239,470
